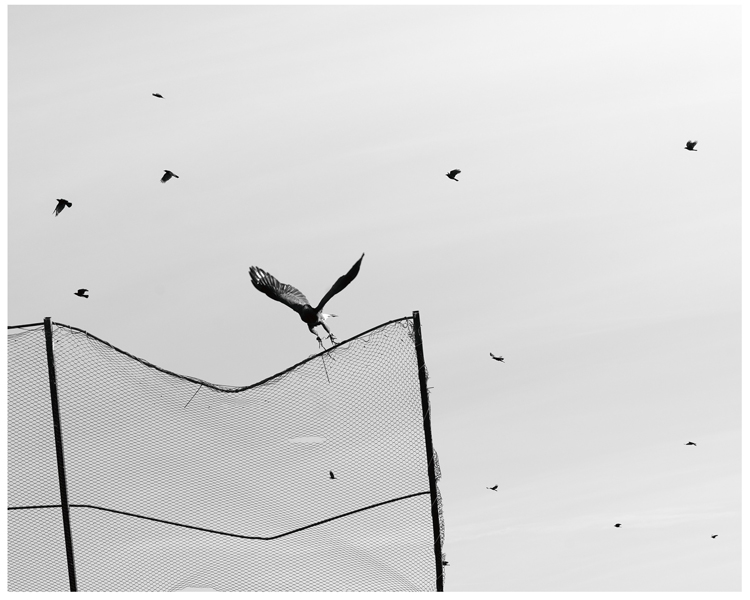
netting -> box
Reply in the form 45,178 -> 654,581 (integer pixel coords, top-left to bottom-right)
7,316 -> 444,591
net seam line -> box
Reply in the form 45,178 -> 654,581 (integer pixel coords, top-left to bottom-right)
7,491 -> 431,540
8,504 -> 65,510
41,316 -> 413,394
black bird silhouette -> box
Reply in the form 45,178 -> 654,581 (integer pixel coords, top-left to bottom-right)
73,289 -> 89,298
152,93 -> 164,99
487,485 -> 498,491
711,535 -> 718,539
442,561 -> 450,566
614,523 -> 621,527
53,199 -> 72,216
161,170 -> 179,183
489,353 -> 505,362
446,169 -> 461,181
249,253 -> 365,348
685,140 -> 698,151
329,471 -> 336,480
685,441 -> 697,446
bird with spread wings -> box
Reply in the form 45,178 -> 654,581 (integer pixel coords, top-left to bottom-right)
161,170 -> 179,183
248,253 -> 364,348
53,199 -> 72,216
685,140 -> 698,151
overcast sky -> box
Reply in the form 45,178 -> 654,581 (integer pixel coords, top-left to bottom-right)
6,3 -> 742,592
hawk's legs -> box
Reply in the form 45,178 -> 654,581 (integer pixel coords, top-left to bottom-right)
320,321 -> 337,345
309,325 -> 326,349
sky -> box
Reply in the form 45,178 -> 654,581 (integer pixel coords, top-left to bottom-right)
5,2 -> 743,593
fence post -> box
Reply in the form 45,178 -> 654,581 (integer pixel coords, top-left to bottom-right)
44,317 -> 78,591
412,311 -> 443,592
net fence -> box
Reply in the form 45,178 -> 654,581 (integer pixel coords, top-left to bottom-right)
7,315 -> 444,591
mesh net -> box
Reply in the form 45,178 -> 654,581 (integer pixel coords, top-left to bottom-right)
7,316 -> 444,592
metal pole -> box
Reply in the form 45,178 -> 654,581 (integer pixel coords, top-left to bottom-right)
44,317 -> 78,591
411,311 -> 443,592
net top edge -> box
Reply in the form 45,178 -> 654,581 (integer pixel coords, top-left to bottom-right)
17,315 -> 415,394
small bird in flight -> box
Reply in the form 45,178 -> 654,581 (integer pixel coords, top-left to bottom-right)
442,561 -> 450,567
152,93 -> 164,99
53,199 -> 72,216
249,253 -> 365,348
614,523 -> 622,528
685,140 -> 698,151
487,485 -> 498,491
711,535 -> 718,539
685,441 -> 697,446
161,170 -> 179,183
329,471 -> 336,480
489,353 -> 505,362
73,289 -> 89,298
446,169 -> 461,181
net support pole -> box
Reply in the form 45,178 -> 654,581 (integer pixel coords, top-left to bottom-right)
412,311 -> 443,592
43,317 -> 78,592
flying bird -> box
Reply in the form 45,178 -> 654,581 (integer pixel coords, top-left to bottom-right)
487,485 -> 498,491
73,289 -> 89,298
161,170 -> 179,183
248,253 -> 365,348
442,561 -> 450,567
152,93 -> 164,98
685,441 -> 697,446
614,523 -> 621,528
489,353 -> 505,362
329,471 -> 336,480
446,169 -> 461,181
711,535 -> 718,539
685,140 -> 698,151
53,199 -> 72,216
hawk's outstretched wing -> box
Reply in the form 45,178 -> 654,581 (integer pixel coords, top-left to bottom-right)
315,253 -> 365,312
249,266 -> 310,314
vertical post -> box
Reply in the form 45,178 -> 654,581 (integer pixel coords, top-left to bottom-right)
412,311 -> 443,592
44,317 -> 78,591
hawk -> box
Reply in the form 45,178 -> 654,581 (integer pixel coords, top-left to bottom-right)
249,253 -> 364,348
